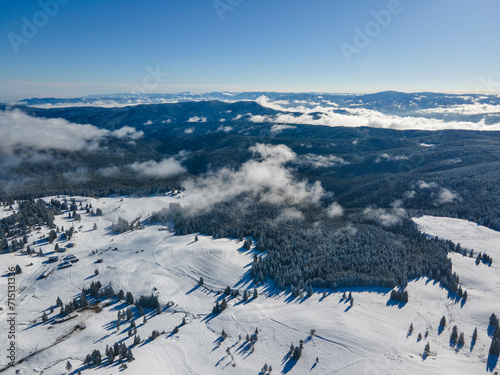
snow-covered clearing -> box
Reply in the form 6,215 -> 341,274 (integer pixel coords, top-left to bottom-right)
0,204 -> 18,220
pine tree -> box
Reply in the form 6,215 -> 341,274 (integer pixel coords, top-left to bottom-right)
490,313 -> 499,328
472,327 -> 478,342
79,293 -> 88,307
199,276 -> 204,286
126,292 -> 134,305
56,297 -> 63,307
439,316 -> 446,328
451,326 -> 458,344
424,342 -> 430,356
243,290 -> 249,301
458,332 -> 465,347
490,338 -> 500,355
292,346 -> 302,360
253,288 -> 258,298
409,323 -> 414,335
107,348 -> 115,364
65,361 -> 72,371
42,311 -> 48,322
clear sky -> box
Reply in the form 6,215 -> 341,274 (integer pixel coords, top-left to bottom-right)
1,0 -> 499,101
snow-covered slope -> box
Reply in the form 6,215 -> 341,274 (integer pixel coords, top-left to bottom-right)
0,204 -> 18,220
0,201 -> 499,374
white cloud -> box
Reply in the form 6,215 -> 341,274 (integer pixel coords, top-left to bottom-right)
418,103 -> 500,115
364,206 -> 406,227
143,120 -> 153,126
298,154 -> 348,168
217,125 -> 233,133
276,208 -> 304,222
0,109 -> 143,155
437,188 -> 460,204
187,116 -> 207,123
403,190 -> 416,199
326,202 -> 344,218
416,181 -> 438,189
414,180 -> 461,205
247,101 -> 500,131
270,124 -> 297,134
130,158 -> 186,178
184,127 -> 195,134
98,166 -> 120,177
0,109 -> 107,153
183,143 -> 325,210
111,126 -> 144,140
374,153 -> 409,163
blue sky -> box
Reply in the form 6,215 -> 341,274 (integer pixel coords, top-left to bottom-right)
1,0 -> 499,101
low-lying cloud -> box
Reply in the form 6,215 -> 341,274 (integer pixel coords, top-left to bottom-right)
326,202 -> 344,218
130,157 -> 186,178
364,205 -> 406,227
0,109 -> 143,154
418,103 -> 500,115
183,143 -> 325,210
188,116 -> 207,123
270,124 -> 297,134
252,97 -> 500,131
297,154 -> 349,168
374,153 -> 409,163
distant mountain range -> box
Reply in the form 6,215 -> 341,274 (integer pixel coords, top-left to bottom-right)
8,90 -> 500,113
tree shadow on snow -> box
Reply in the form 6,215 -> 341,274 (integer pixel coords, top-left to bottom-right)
487,354 -> 498,372
281,354 -> 298,374
385,300 -> 407,309
438,325 -> 445,335
470,338 -> 477,352
186,284 -> 200,295
488,325 -> 496,337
